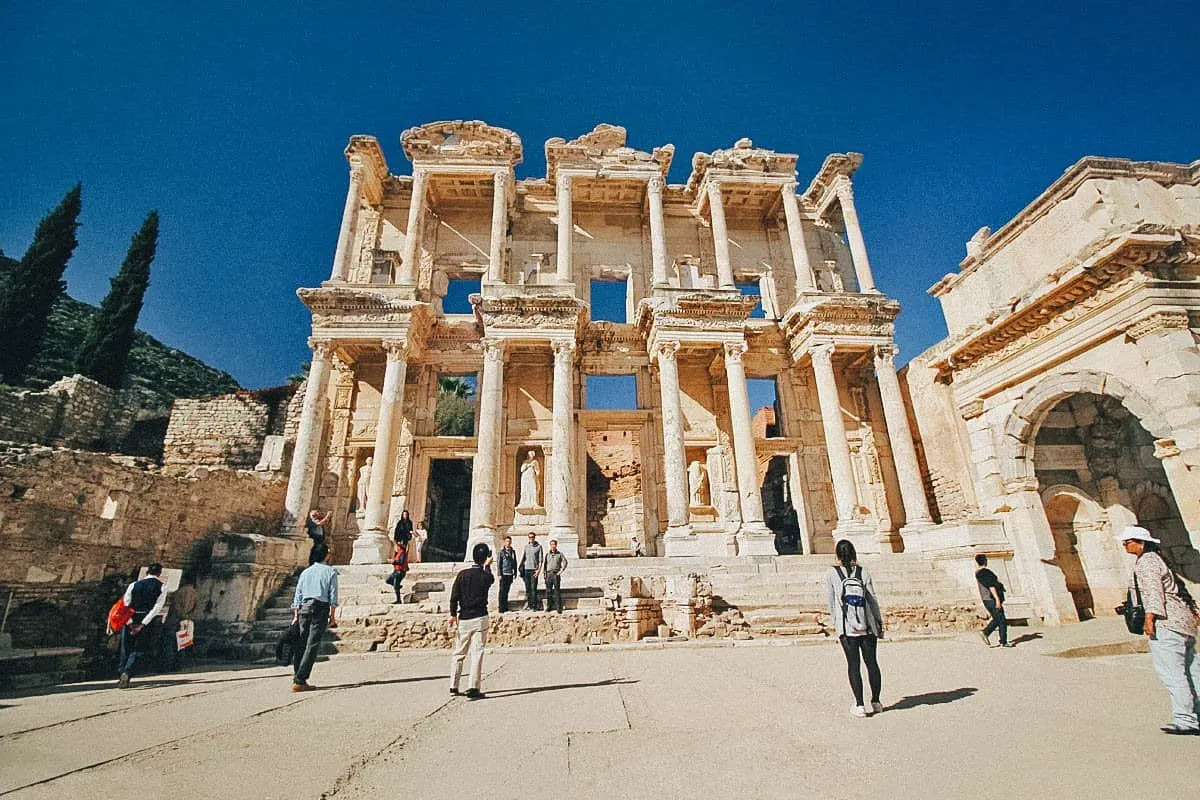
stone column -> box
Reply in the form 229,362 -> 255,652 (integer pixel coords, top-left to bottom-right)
780,181 -> 816,293
487,171 -> 509,284
723,342 -> 773,551
330,171 -> 363,282
354,340 -> 408,564
1154,439 -> 1200,551
399,169 -> 429,285
467,339 -> 505,552
282,339 -> 333,535
810,344 -> 859,526
549,339 -> 580,554
834,179 -> 877,293
654,341 -> 691,540
707,181 -> 735,289
647,174 -> 669,286
556,173 -> 573,285
873,344 -> 933,527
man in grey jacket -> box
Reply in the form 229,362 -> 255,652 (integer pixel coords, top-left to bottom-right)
521,532 -> 544,611
543,539 -> 568,613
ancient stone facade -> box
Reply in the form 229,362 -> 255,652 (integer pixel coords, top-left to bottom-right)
285,121 -> 935,567
0,374 -> 139,451
162,385 -> 298,470
905,157 -> 1200,623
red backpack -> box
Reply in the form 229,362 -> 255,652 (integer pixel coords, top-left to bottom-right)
107,597 -> 135,634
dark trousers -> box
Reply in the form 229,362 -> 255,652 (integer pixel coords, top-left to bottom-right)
498,575 -> 515,611
545,573 -> 563,612
983,601 -> 1008,645
523,571 -> 540,610
118,624 -> 143,675
293,601 -> 330,684
390,571 -> 405,602
840,634 -> 882,707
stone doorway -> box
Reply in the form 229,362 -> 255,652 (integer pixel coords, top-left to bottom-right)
584,427 -> 644,555
1032,392 -> 1195,616
423,458 -> 472,561
762,455 -> 801,554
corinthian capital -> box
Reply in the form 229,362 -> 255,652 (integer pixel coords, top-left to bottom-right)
481,338 -> 506,364
873,343 -> 899,367
556,172 -> 572,194
654,340 -> 680,363
307,338 -> 333,360
551,339 -> 577,361
833,176 -> 855,201
723,341 -> 748,363
647,174 -> 665,196
382,339 -> 409,361
810,342 -> 836,367
493,170 -> 511,192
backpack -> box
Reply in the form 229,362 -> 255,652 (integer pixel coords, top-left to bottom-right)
836,566 -> 870,636
106,597 -> 135,635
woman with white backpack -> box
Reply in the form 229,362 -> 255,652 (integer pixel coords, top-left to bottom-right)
825,539 -> 885,718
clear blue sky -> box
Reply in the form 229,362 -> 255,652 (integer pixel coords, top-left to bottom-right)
2,2 -> 1196,391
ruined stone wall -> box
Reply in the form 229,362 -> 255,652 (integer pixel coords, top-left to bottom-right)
163,386 -> 298,469
0,443 -> 288,651
0,374 -> 139,451
585,429 -> 643,548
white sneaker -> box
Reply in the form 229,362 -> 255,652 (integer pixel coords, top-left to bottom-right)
871,701 -> 884,715
850,705 -> 867,718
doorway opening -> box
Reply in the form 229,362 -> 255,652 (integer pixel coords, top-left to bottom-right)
584,428 -> 644,554
761,455 -> 801,554
424,458 -> 473,561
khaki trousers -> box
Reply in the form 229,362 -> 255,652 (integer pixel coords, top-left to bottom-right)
450,614 -> 488,692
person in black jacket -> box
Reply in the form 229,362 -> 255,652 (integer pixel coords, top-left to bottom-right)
393,510 -> 414,546
975,554 -> 1011,648
449,543 -> 494,699
496,536 -> 518,612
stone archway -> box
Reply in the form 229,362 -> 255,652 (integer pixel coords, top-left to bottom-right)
1040,487 -> 1104,619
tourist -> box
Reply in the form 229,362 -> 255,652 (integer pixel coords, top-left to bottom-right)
825,540 -> 885,718
116,563 -> 168,689
520,532 -> 544,611
290,542 -> 339,692
544,539 -> 568,613
449,542 -> 494,699
1118,526 -> 1199,735
410,519 -> 428,563
393,509 -> 414,547
305,509 -> 330,544
975,554 -> 1011,648
496,535 -> 518,612
629,534 -> 644,557
387,541 -> 409,604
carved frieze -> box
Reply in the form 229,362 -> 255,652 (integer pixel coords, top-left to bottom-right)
471,293 -> 587,334
400,120 -> 523,164
299,286 -> 431,329
545,123 -> 674,182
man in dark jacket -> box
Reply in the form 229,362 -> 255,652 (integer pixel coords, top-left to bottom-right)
449,542 -> 494,699
497,536 -> 518,612
117,563 -> 167,689
976,554 -> 1010,648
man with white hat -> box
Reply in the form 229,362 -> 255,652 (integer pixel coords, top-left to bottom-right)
1117,525 -> 1200,735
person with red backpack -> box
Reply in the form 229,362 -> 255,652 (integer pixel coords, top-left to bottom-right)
387,541 -> 409,604
825,540 -> 885,718
115,564 -> 167,689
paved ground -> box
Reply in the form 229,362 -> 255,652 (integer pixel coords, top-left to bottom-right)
0,618 -> 1194,799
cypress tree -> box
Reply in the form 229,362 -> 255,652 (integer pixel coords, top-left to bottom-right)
74,211 -> 159,389
0,184 -> 82,384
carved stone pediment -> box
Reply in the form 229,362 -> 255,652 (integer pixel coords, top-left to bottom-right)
470,293 -> 587,335
635,292 -> 760,338
782,294 -> 900,345
799,152 -> 864,210
580,322 -> 645,355
545,123 -> 674,181
299,286 -> 432,330
687,138 -> 801,194
400,120 -> 523,165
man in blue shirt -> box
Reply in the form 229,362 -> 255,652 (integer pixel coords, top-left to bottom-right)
291,542 -> 339,691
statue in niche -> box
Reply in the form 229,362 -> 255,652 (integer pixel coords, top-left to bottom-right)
517,450 -> 542,509
355,456 -> 373,514
688,460 -> 709,507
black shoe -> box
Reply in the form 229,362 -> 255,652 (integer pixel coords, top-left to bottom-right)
117,671 -> 130,689
1000,643 -> 1015,648
450,688 -> 460,696
466,688 -> 484,700
1161,724 -> 1200,735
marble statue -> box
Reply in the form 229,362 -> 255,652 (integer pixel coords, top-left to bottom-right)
688,459 -> 709,506
518,449 -> 541,508
356,456 -> 373,513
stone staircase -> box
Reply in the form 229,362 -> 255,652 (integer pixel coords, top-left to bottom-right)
230,553 -> 982,658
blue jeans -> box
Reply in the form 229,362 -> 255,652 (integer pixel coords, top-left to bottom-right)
983,601 -> 1007,645
1148,626 -> 1200,730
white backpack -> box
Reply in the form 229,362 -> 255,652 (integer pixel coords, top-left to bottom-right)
836,566 -> 870,636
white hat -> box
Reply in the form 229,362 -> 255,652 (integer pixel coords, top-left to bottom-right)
1115,526 -> 1160,544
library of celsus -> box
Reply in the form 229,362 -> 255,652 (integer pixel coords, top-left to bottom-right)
281,120 -> 1200,628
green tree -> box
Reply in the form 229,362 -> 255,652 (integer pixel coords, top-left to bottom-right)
0,184 -> 82,384
434,376 -> 475,436
74,211 -> 159,388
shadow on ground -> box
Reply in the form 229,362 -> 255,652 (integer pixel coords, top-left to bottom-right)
887,687 -> 977,711
485,677 -> 638,698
